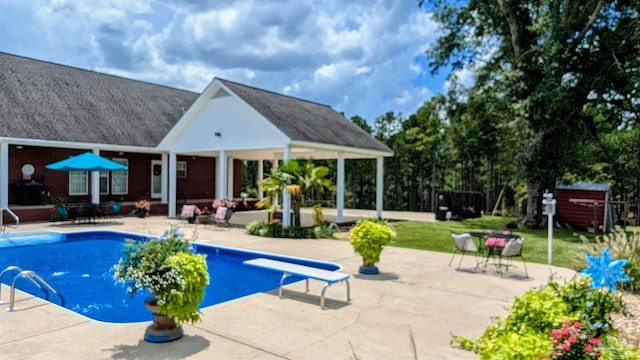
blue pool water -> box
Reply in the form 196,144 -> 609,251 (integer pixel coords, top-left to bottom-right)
0,230 -> 340,323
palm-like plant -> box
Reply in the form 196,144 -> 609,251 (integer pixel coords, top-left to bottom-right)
256,159 -> 332,226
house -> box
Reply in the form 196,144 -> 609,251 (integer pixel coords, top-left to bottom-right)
0,52 -> 393,225
555,182 -> 611,232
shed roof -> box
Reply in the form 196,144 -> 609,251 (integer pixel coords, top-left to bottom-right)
0,52 -> 199,147
556,182 -> 611,192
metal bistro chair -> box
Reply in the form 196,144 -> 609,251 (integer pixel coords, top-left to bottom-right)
449,233 -> 480,271
497,237 -> 529,279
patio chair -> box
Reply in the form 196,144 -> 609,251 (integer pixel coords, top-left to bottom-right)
449,233 -> 480,271
181,204 -> 198,224
214,206 -> 232,226
497,237 -> 528,279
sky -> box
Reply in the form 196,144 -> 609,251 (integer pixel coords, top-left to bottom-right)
0,0 -> 455,123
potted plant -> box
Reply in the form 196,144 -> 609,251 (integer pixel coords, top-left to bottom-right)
349,219 -> 396,274
134,199 -> 151,218
112,226 -> 210,342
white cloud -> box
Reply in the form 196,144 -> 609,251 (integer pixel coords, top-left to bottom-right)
0,0 -> 445,122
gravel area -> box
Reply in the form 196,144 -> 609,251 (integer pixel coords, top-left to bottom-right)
612,292 -> 640,348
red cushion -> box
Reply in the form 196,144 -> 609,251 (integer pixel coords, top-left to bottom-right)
485,237 -> 506,248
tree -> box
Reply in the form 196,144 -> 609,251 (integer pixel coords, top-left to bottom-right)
257,159 -> 333,227
420,0 -> 640,222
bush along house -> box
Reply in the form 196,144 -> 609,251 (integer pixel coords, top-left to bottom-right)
0,52 -> 392,225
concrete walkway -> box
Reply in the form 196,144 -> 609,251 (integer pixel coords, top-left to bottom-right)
0,210 -> 576,359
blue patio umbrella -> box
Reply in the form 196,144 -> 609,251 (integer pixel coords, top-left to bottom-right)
46,152 -> 128,172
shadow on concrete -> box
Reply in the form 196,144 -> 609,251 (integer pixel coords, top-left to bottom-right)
353,272 -> 400,281
107,334 -> 210,359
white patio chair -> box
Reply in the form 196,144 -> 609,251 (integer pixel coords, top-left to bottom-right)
449,233 -> 480,271
498,237 -> 529,279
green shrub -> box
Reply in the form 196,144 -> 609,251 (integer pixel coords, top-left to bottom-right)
245,219 -> 338,239
245,220 -> 266,235
162,251 -> 209,323
451,277 -> 636,359
349,220 -> 396,266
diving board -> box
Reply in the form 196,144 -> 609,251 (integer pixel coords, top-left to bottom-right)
243,258 -> 350,309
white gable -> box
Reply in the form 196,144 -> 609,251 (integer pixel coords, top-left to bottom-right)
159,86 -> 288,153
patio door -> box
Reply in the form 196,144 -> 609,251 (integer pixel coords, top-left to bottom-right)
151,160 -> 162,199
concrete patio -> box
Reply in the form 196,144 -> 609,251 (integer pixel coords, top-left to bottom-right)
0,209 -> 577,359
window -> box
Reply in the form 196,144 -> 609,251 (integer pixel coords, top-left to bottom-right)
111,158 -> 128,195
176,161 -> 187,178
100,171 -> 109,194
69,171 -> 88,195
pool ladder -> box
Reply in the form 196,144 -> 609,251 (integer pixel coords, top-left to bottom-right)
0,205 -> 20,233
0,266 -> 65,311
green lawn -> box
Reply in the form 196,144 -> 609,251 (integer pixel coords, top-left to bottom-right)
389,216 -> 616,270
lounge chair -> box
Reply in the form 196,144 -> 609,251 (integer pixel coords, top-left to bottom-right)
214,206 -> 232,226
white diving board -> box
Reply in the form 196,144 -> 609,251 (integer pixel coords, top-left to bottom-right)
243,258 -> 350,309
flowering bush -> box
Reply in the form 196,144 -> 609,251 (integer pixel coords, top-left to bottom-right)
135,199 -> 151,215
551,320 -> 602,359
212,198 -> 237,211
112,226 -> 209,323
451,248 -> 638,359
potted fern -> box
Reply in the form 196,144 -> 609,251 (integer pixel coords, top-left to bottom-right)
349,219 -> 396,274
112,226 -> 209,342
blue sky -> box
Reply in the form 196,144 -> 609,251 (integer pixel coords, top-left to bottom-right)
0,0 -> 456,123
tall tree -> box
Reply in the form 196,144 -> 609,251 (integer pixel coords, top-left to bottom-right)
420,0 -> 640,222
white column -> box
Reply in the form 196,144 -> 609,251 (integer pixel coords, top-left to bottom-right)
227,157 -> 234,199
336,152 -> 345,222
258,160 -> 264,199
161,153 -> 168,203
168,152 -> 177,217
272,159 -> 279,209
91,149 -> 100,204
376,157 -> 384,218
217,150 -> 227,199
0,142 -> 8,207
282,147 -> 291,228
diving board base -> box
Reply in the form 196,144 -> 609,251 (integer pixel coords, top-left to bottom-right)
243,258 -> 350,309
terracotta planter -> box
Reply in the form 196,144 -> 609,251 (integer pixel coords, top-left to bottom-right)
143,296 -> 183,343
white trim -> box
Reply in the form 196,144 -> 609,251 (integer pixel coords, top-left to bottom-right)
376,157 -> 384,218
168,153 -> 177,217
336,153 -> 345,222
282,146 -> 292,228
0,137 -> 158,153
289,140 -> 393,158
161,153 -> 168,203
227,156 -> 234,199
258,160 -> 264,199
91,149 -> 100,204
151,160 -> 162,199
217,150 -> 227,199
0,143 -> 8,207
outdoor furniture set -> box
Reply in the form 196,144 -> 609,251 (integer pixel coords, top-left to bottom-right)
449,230 -> 528,278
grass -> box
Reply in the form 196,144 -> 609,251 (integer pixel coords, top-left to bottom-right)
389,215 -> 618,270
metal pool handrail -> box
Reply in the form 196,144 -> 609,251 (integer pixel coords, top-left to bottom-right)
0,205 -> 19,232
6,269 -> 65,311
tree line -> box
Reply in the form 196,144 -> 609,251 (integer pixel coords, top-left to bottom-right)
244,0 -> 640,224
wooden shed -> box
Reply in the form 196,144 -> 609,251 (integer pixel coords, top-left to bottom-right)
555,182 -> 611,232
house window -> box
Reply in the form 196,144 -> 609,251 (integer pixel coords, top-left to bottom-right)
100,171 -> 109,194
111,158 -> 128,195
69,171 -> 88,195
177,161 -> 187,178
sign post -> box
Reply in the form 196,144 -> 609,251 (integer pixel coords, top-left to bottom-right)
542,191 -> 557,265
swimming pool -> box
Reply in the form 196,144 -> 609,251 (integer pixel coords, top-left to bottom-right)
0,230 -> 341,323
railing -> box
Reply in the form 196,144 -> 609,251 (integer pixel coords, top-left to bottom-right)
7,270 -> 64,311
0,205 -> 19,233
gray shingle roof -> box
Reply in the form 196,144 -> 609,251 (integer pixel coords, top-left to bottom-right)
218,79 -> 392,153
0,52 -> 391,155
0,52 -> 199,147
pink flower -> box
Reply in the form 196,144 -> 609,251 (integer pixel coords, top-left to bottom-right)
568,336 -> 577,343
573,321 -> 581,328
585,344 -> 593,352
562,343 -> 571,351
